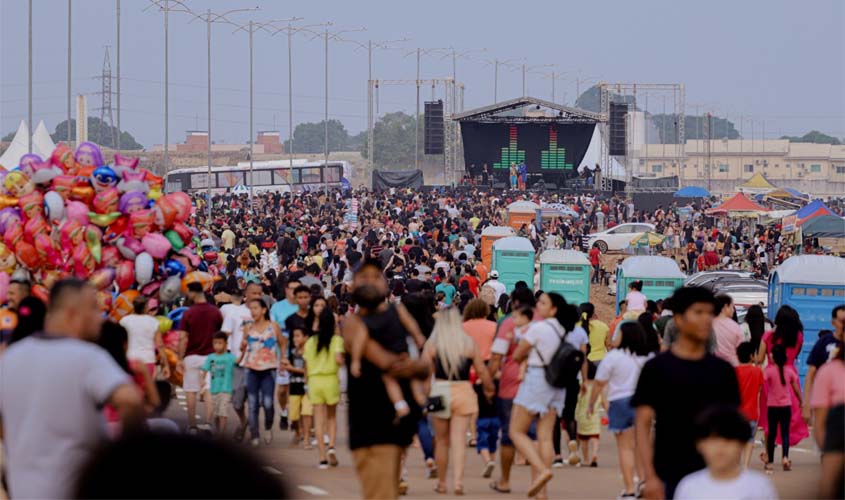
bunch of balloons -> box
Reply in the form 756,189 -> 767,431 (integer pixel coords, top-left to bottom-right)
0,141 -> 215,318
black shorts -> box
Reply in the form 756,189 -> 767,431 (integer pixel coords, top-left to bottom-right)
824,404 -> 844,453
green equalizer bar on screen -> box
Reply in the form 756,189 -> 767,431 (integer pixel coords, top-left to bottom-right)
540,127 -> 573,169
493,125 -> 525,169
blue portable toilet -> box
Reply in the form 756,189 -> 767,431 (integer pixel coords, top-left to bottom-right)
539,249 -> 591,306
768,255 -> 845,382
616,256 -> 685,314
492,236 -> 536,293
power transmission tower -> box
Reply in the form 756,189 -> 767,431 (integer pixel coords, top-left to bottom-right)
95,46 -> 117,149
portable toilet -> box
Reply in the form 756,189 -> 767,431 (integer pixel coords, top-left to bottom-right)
481,226 -> 516,269
506,200 -> 540,232
768,255 -> 845,382
616,256 -> 685,314
539,249 -> 591,306
492,236 -> 536,293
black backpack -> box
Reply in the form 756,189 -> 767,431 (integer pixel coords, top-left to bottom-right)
533,320 -> 585,389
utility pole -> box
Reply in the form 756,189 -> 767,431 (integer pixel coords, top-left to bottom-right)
116,0 -> 121,152
408,46 -> 449,172
520,62 -> 553,97
67,0 -> 72,144
28,0 -> 33,153
324,26 -> 328,196
164,0 -> 169,171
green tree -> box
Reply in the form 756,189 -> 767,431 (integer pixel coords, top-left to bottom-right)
283,119 -> 351,153
780,130 -> 840,145
652,114 -> 739,142
359,112 -> 424,168
3,117 -> 143,149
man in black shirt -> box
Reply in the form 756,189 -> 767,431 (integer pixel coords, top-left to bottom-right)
342,259 -> 430,499
284,286 -> 311,356
632,286 -> 740,499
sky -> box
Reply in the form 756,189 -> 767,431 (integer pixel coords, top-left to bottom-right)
1,0 -> 843,149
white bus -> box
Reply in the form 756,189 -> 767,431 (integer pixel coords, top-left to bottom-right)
164,159 -> 351,194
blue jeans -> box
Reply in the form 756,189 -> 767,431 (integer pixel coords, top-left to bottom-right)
417,416 -> 434,460
246,369 -> 275,439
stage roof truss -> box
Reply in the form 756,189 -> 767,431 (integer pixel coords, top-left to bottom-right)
452,96 -> 603,124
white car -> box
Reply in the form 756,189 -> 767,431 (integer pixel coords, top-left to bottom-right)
585,223 -> 656,252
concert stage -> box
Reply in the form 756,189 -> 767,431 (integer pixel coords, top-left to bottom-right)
453,96 -> 605,189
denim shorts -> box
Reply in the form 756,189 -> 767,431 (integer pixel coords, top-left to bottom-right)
513,367 -> 565,417
608,396 -> 635,433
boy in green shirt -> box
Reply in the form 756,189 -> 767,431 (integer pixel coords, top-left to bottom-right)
201,332 -> 237,434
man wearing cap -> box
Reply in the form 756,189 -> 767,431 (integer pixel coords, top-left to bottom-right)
485,270 -> 507,304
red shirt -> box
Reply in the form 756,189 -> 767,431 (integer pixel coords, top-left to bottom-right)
181,302 -> 223,357
589,247 -> 601,266
735,364 -> 764,421
459,275 -> 480,296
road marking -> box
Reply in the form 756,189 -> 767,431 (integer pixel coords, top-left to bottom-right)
298,485 -> 328,496
262,466 -> 283,476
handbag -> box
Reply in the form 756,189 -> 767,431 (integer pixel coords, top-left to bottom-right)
425,395 -> 445,413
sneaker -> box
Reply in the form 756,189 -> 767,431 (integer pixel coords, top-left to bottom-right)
482,461 -> 496,478
567,440 -> 580,466
327,448 -> 339,467
264,430 -> 273,445
278,415 -> 289,431
250,438 -> 260,447
323,434 -> 330,445
552,458 -> 564,468
318,460 -> 329,470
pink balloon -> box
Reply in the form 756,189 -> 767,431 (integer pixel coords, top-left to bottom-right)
65,201 -> 90,226
115,259 -> 135,291
142,233 -> 172,260
0,272 -> 9,303
167,192 -> 192,223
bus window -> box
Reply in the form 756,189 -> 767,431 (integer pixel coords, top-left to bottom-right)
274,169 -> 300,184
217,171 -> 244,188
253,170 -> 272,186
300,167 -> 322,184
190,173 -> 214,189
325,166 -> 341,183
166,179 -> 183,192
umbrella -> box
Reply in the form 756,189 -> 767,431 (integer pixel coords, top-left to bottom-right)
232,184 -> 249,195
630,232 -> 666,248
674,186 -> 711,198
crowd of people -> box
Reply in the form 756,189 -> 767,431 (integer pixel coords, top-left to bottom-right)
0,185 -> 843,499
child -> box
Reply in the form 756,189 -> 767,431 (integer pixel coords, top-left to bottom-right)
200,332 -> 237,434
511,305 -> 533,381
674,406 -> 777,499
735,342 -> 764,468
475,377 -> 500,478
281,328 -> 313,449
763,344 -> 802,473
575,363 -> 605,467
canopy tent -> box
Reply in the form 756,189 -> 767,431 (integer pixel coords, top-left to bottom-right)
801,215 -> 845,239
674,186 -> 710,198
737,172 -> 777,194
629,232 -> 666,248
706,192 -> 769,216
767,187 -> 808,199
0,120 -> 57,170
796,199 -> 834,225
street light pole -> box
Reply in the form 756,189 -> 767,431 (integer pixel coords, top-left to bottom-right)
249,20 -> 254,202
116,0 -> 121,152
28,0 -> 33,153
416,47 -> 420,172
206,9 -> 212,220
164,0 -> 169,172
67,0 -> 72,144
288,25 -> 293,176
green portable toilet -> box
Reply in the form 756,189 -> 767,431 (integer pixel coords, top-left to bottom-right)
539,249 -> 591,306
492,236 -> 536,293
616,256 -> 685,314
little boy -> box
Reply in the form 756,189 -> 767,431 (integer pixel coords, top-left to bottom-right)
575,363 -> 605,467
511,306 -> 533,381
201,332 -> 237,434
735,342 -> 763,467
674,406 -> 777,499
475,377 -> 500,478
281,328 -> 313,448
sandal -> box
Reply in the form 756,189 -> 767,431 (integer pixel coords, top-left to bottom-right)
433,485 -> 447,495
527,470 -> 553,498
489,481 -> 511,494
782,458 -> 792,471
454,486 -> 464,496
764,463 -> 774,475
759,451 -> 768,465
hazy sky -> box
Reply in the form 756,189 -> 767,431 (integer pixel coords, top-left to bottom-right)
1,0 -> 843,148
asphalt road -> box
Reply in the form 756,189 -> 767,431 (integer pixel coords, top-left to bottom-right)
171,387 -> 822,499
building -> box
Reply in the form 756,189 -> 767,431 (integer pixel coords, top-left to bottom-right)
154,130 -> 285,155
635,140 -> 845,195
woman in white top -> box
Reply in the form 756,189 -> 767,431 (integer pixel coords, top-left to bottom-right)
588,321 -> 652,498
119,295 -> 169,378
624,281 -> 647,313
511,292 -> 585,499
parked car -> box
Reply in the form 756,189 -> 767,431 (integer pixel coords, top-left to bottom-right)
710,279 -> 768,309
684,270 -> 753,287
584,223 -> 655,252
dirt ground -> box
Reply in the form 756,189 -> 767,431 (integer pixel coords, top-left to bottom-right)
589,253 -> 626,323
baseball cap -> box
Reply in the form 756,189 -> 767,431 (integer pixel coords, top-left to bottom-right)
490,270 -> 499,278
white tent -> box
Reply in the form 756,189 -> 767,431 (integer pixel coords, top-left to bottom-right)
0,120 -> 57,170
578,125 -> 626,180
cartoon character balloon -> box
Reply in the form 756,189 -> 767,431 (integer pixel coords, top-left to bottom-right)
5,171 -> 34,198
91,166 -> 119,193
74,142 -> 105,168
119,191 -> 148,215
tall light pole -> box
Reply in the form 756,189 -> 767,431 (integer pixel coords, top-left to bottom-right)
483,58 -> 518,102
116,0 -> 121,152
518,62 -> 553,97
28,0 -> 33,153
67,0 -> 72,144
406,47 -> 448,171
362,38 -> 408,175
540,69 -> 569,103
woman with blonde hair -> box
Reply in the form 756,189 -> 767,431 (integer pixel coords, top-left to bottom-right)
423,308 -> 495,495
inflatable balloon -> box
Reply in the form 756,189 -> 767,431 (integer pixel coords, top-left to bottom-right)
50,143 -> 76,173
164,230 -> 184,251
74,141 -> 104,168
34,233 -> 62,268
116,236 -> 144,261
115,259 -> 134,291
135,252 -> 154,286
142,232 -> 171,259
24,215 -> 49,242
88,212 -> 122,228
65,200 -> 90,226
93,187 -> 119,214
177,247 -> 201,269
129,209 -> 155,238
39,269 -> 63,290
167,306 -> 188,325
89,267 -> 116,290
117,170 -> 149,194
15,241 -> 40,269
43,191 -> 65,223
91,166 -> 118,192
31,284 -> 50,305
51,175 -> 74,199
167,192 -> 192,223
18,191 -> 43,220
159,275 -> 182,303
70,185 -> 94,205
155,315 -> 173,334
72,244 -> 95,278
101,245 -> 121,268
85,225 -> 103,264
60,218 -> 85,249
5,171 -> 34,197
104,216 -> 128,244
5,223 -> 23,249
171,222 -> 193,244
153,196 -> 178,229
0,195 -> 18,210
96,290 -> 113,313
181,271 -> 214,293
30,160 -> 62,185
0,242 -> 16,273
0,272 -> 9,303
110,289 -> 139,322
119,191 -> 148,215
162,259 -> 186,277
148,186 -> 162,201
113,153 -> 139,175
17,154 -> 42,175
0,208 -> 22,234
203,251 -> 218,263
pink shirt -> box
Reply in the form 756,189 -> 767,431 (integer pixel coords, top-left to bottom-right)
712,316 -> 743,366
463,318 -> 497,361
625,291 -> 647,311
810,359 -> 845,409
764,364 -> 798,407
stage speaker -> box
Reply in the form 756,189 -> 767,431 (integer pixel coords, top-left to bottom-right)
609,102 -> 628,156
424,100 -> 444,155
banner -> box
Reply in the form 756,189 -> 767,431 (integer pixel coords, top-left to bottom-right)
372,170 -> 424,190
782,215 -> 797,234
